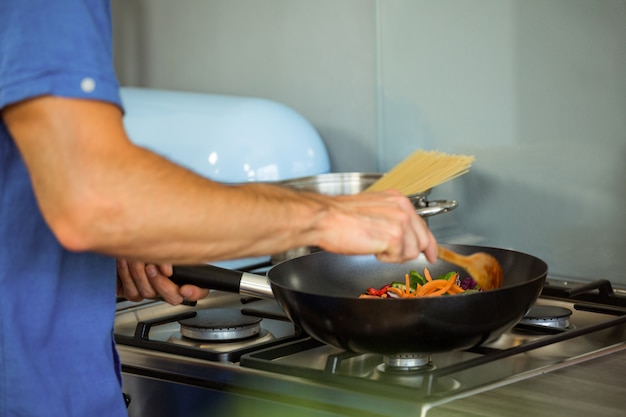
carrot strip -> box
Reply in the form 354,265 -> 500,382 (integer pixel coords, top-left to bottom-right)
425,275 -> 456,297
447,286 -> 463,294
424,268 -> 433,282
415,279 -> 448,296
386,287 -> 406,297
405,274 -> 412,296
448,282 -> 465,294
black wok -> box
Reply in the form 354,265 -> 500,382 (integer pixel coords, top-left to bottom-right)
171,244 -> 547,354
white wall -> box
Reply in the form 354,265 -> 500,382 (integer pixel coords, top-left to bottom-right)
113,0 -> 379,171
375,0 -> 626,281
112,0 -> 626,283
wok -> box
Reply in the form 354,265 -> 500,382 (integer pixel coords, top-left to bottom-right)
171,244 -> 547,354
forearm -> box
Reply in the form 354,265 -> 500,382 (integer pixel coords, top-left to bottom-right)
3,96 -> 329,263
87,151 -> 330,263
3,96 -> 437,265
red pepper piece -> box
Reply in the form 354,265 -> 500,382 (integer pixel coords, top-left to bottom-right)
366,284 -> 391,297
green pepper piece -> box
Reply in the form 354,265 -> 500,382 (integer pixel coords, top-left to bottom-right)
408,270 -> 428,287
437,271 -> 458,281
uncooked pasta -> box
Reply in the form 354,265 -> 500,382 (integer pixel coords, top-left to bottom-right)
364,150 -> 475,195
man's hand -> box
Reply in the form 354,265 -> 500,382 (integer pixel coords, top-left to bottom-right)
116,259 -> 209,305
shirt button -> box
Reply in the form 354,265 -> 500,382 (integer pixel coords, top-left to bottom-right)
80,77 -> 96,93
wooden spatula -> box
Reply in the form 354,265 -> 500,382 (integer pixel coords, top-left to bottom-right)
437,245 -> 503,290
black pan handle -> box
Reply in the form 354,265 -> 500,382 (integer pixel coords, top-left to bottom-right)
172,264 -> 241,292
171,264 -> 274,299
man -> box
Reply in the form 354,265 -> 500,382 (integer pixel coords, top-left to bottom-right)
0,0 -> 437,416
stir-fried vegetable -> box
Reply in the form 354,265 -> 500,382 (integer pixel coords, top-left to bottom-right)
359,268 -> 481,299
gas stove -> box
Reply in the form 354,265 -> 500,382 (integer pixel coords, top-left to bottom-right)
115,270 -> 626,417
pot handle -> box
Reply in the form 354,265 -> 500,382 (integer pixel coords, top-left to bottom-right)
171,264 -> 274,299
415,199 -> 458,218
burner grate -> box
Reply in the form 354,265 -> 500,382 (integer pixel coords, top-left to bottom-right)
241,308 -> 626,397
115,308 -> 302,362
541,279 -> 626,307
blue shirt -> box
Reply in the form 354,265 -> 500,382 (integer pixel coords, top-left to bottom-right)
0,0 -> 127,415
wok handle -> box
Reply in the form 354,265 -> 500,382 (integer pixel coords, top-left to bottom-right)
171,264 -> 274,299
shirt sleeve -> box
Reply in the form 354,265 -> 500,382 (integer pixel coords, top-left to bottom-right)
0,0 -> 123,110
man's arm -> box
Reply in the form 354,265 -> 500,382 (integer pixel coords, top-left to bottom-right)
3,95 -> 437,265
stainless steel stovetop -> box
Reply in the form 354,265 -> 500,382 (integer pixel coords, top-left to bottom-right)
115,274 -> 626,417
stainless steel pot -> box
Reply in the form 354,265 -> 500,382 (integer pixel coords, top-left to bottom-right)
270,172 -> 457,263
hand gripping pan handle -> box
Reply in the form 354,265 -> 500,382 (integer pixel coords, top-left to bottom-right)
171,264 -> 274,299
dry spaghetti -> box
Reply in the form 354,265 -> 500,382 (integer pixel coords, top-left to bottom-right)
364,150 -> 475,195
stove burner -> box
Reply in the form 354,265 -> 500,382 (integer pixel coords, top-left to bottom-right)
370,353 -> 460,393
520,305 -> 573,329
179,308 -> 262,341
383,353 -> 432,371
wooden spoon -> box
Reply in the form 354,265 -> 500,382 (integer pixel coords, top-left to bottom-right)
437,245 -> 503,290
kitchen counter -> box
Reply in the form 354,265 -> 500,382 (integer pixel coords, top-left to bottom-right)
428,345 -> 626,417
